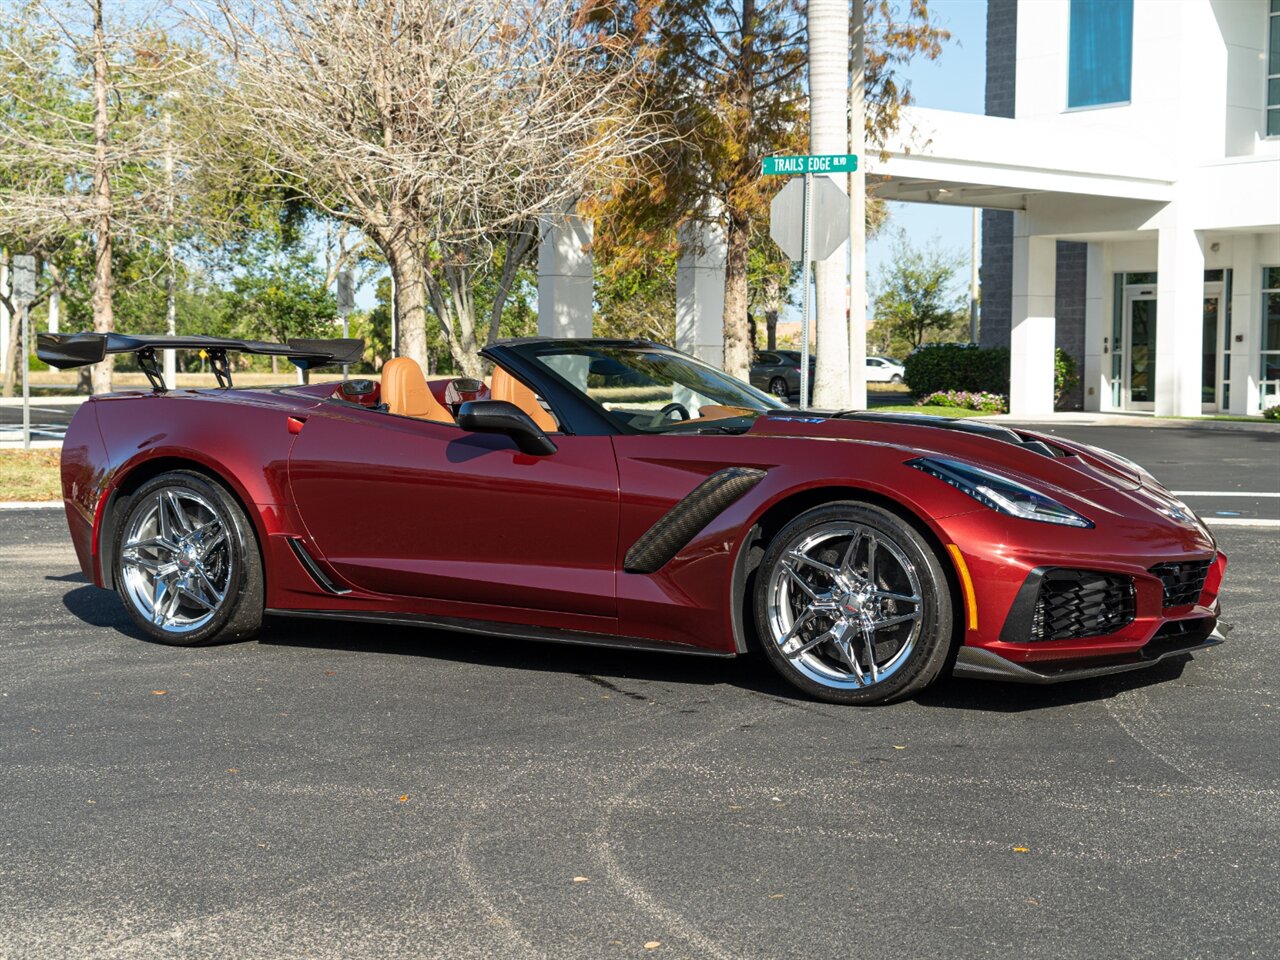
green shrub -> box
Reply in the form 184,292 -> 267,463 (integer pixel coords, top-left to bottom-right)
902,344 -> 1008,396
1264,405 -> 1280,421
904,343 -> 1079,408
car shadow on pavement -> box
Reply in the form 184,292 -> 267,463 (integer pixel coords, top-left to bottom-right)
918,656 -> 1190,712
56,581 -> 1196,713
59,582 -> 151,641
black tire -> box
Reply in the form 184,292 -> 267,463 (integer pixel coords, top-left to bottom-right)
753,501 -> 953,705
768,377 -> 790,399
112,470 -> 264,646
890,373 -> 904,384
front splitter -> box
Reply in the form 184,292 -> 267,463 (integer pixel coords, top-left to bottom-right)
952,629 -> 1226,685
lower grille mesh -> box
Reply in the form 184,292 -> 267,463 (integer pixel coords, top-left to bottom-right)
1149,560 -> 1212,607
1031,570 -> 1135,641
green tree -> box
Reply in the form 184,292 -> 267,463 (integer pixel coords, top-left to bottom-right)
220,239 -> 337,373
600,0 -> 949,377
871,235 -> 968,352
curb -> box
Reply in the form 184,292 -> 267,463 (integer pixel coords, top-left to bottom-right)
0,501 -> 62,510
0,396 -> 88,407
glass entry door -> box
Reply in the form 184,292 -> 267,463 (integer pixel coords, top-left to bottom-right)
1123,291 -> 1157,410
1202,285 -> 1224,413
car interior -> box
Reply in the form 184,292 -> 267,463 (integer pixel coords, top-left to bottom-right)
330,356 -> 561,430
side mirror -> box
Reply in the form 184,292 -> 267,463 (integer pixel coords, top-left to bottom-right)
456,399 -> 557,456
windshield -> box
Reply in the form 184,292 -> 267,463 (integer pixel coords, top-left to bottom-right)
527,343 -> 787,433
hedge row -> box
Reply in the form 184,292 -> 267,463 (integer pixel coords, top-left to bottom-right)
903,344 -> 1078,406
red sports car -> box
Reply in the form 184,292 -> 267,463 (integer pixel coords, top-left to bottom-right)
39,333 -> 1227,705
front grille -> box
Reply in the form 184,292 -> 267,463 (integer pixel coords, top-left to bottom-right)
1031,570 -> 1136,641
1150,560 -> 1212,607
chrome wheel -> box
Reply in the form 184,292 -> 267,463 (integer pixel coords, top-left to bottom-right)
769,377 -> 790,399
764,522 -> 924,690
119,488 -> 233,635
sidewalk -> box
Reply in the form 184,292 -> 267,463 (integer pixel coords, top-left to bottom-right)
987,411 -> 1276,432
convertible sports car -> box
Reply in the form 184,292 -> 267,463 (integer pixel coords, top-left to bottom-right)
39,332 -> 1227,705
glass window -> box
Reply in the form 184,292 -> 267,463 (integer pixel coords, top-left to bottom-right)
1270,1 -> 1280,136
1263,269 -> 1280,398
1068,0 -> 1134,109
526,342 -> 785,434
1124,272 -> 1157,286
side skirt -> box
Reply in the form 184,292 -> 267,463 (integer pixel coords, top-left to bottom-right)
264,608 -> 736,658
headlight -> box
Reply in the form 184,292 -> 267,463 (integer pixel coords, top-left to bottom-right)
908,457 -> 1094,528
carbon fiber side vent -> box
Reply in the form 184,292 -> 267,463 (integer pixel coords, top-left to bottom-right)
624,467 -> 767,574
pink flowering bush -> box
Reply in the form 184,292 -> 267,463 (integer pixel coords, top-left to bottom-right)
917,390 -> 1009,414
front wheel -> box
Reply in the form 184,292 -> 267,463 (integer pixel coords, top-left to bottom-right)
113,471 -> 264,646
890,373 -> 904,384
753,502 -> 954,705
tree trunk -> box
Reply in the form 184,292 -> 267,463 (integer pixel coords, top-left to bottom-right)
388,238 -> 429,371
90,0 -> 115,396
1,309 -> 19,398
808,0 -> 851,409
764,271 -> 779,350
721,211 -> 752,380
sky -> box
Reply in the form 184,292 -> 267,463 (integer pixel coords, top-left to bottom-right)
864,0 -> 989,296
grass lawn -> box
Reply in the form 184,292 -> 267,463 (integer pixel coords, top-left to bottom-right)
873,404 -> 992,419
0,450 -> 62,502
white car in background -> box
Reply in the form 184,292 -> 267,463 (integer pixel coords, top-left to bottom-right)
866,356 -> 905,384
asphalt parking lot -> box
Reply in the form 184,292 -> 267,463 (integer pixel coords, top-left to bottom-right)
1,425 -> 1277,960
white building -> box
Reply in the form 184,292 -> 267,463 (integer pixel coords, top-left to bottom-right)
870,0 -> 1280,417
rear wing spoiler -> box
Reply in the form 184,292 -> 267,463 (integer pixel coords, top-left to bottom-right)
36,333 -> 364,391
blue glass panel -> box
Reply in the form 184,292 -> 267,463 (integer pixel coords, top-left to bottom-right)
1068,0 -> 1134,108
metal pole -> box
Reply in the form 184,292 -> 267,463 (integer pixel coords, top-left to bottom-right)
340,309 -> 350,379
21,300 -> 30,450
799,171 -> 813,410
970,207 -> 980,343
163,107 -> 177,389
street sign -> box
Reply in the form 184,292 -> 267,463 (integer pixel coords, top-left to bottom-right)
762,154 -> 858,177
336,270 -> 355,313
770,175 -> 850,263
12,254 -> 36,304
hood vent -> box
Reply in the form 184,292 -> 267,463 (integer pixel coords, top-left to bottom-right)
787,411 -> 1068,458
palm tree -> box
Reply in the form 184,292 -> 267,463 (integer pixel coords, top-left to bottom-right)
807,0 -> 851,408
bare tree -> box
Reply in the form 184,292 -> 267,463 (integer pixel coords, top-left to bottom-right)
194,0 -> 659,375
0,1 -> 196,393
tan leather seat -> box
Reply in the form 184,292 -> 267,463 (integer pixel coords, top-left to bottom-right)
698,404 -> 755,422
490,366 -> 558,433
381,357 -> 453,423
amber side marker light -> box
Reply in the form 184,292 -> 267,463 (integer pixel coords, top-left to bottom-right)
945,543 -> 979,632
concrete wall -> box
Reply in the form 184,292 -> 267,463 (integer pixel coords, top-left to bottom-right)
979,0 -> 1016,350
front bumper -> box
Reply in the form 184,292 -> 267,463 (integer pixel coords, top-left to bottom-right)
952,624 -> 1227,684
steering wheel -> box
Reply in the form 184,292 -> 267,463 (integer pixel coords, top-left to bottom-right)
648,401 -> 691,428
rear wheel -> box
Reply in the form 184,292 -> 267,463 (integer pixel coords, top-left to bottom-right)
113,471 -> 263,646
768,376 -> 790,399
754,502 -> 953,705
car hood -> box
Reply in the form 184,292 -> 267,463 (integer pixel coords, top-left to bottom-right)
748,410 -> 1154,497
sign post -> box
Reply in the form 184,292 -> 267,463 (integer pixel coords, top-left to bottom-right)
765,155 -> 855,409
336,270 -> 355,378
13,256 -> 36,450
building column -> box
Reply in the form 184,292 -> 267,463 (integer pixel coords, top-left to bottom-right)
1009,213 -> 1056,416
675,212 -> 726,369
1154,219 -> 1204,418
1228,234 -> 1259,416
537,207 -> 594,339
1082,242 -> 1106,412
